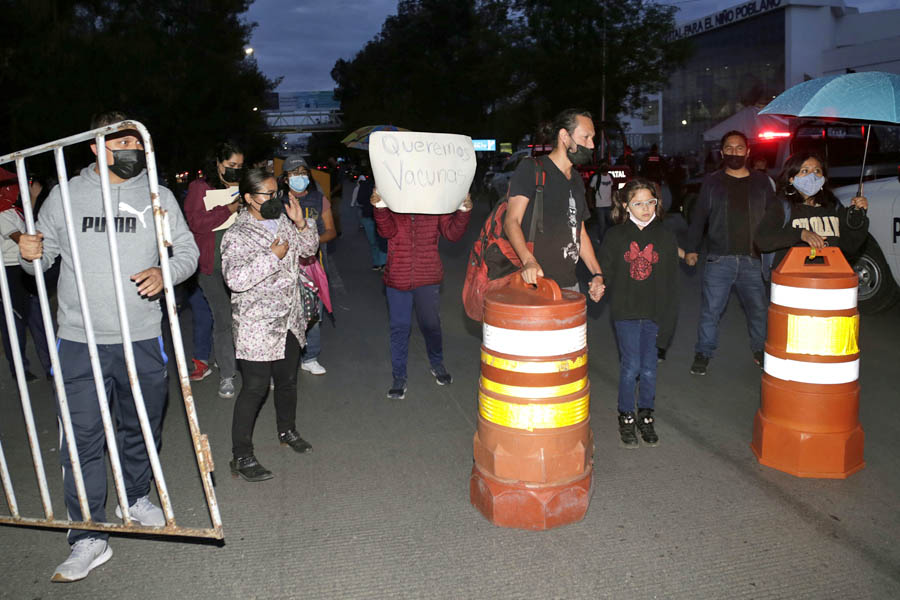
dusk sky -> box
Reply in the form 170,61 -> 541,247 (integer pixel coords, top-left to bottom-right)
244,0 -> 900,94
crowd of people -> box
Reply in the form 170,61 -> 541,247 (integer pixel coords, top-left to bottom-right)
0,107 -> 869,583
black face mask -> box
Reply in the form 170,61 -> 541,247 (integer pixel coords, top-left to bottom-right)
222,166 -> 243,183
108,150 -> 146,179
723,154 -> 747,170
258,196 -> 283,220
566,143 -> 593,166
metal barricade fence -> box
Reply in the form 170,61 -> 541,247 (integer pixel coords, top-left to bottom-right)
0,121 -> 222,539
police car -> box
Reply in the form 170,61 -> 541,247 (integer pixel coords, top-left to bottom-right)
833,171 -> 900,313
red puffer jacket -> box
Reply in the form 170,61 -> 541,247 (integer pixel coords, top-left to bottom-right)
374,208 -> 471,290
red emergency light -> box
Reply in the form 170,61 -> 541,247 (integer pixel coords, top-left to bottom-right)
757,131 -> 791,140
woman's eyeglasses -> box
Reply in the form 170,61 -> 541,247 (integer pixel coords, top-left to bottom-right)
629,198 -> 658,209
255,189 -> 283,200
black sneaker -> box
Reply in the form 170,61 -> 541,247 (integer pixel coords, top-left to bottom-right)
24,371 -> 38,383
230,455 -> 273,482
753,351 -> 764,369
657,347 -> 667,363
430,365 -> 453,386
278,429 -> 313,454
690,353 -> 709,376
637,408 -> 659,446
618,412 -> 639,448
387,378 -> 407,399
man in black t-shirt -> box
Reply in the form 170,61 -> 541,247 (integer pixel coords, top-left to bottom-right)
504,108 -> 604,300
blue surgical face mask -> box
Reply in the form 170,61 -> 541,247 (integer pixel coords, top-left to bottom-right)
792,172 -> 825,197
289,175 -> 309,193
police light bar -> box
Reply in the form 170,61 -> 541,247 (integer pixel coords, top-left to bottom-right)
758,131 -> 791,140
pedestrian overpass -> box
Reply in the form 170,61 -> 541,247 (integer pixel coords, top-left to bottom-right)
263,108 -> 343,134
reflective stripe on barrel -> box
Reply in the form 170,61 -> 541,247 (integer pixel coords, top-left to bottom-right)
784,314 -> 858,356
770,283 -> 857,310
763,353 -> 860,384
479,392 -> 589,432
480,350 -> 588,374
480,376 -> 588,399
482,323 -> 586,357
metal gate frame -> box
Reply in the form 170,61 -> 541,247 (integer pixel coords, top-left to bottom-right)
0,120 -> 223,539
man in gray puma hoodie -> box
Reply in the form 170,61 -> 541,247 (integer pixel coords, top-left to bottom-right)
18,111 -> 198,582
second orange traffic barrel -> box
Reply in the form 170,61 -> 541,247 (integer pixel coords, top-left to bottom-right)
751,247 -> 864,478
470,275 -> 593,530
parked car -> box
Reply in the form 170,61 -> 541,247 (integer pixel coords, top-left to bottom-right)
833,171 -> 900,313
488,149 -> 531,199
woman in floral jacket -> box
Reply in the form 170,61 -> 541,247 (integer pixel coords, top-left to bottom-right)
221,168 -> 319,482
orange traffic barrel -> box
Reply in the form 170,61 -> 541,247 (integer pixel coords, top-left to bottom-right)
470,275 -> 593,529
751,247 -> 864,478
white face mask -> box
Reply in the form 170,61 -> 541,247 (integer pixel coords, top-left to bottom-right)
629,212 -> 655,229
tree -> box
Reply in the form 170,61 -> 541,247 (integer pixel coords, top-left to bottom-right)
514,0 -> 690,140
331,0 -> 522,140
0,1 -> 279,183
332,0 -> 689,146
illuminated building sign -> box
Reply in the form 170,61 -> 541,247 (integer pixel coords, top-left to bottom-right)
472,139 -> 497,152
668,0 -> 783,41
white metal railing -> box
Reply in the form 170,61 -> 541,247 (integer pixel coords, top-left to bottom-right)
0,121 -> 222,539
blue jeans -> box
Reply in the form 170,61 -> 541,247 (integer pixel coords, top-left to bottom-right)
695,254 -> 768,357
301,300 -> 325,363
361,216 -> 387,267
614,320 -> 659,413
386,284 -> 443,380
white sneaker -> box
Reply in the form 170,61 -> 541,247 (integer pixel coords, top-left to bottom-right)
51,538 -> 112,582
115,495 -> 165,526
301,360 -> 326,375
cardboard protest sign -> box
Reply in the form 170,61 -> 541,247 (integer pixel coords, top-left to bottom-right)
369,131 -> 476,214
203,188 -> 240,231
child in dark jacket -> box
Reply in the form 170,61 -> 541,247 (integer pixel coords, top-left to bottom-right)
597,179 -> 680,448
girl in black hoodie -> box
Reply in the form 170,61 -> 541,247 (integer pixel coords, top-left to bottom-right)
597,179 -> 680,448
755,152 -> 868,270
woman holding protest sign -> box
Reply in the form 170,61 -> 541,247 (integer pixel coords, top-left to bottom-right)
371,186 -> 472,400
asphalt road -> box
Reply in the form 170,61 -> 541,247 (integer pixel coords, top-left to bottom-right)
1,179 -> 898,599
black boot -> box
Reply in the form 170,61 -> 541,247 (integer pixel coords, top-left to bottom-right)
618,412 -> 639,448
230,455 -> 274,482
279,429 -> 313,454
637,409 -> 659,446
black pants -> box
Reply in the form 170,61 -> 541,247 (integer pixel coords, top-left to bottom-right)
232,333 -> 301,458
57,338 -> 168,543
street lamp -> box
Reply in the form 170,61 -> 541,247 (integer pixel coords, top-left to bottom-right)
252,107 -> 259,112
244,47 -> 254,56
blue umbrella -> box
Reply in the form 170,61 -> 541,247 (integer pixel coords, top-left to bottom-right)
759,71 -> 900,125
759,72 -> 900,196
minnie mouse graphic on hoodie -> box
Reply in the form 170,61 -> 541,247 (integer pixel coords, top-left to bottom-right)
598,217 -> 680,348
